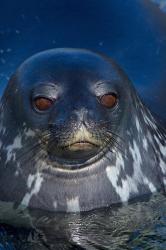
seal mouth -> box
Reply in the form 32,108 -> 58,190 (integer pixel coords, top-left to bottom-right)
46,136 -> 105,170
48,139 -> 101,164
63,140 -> 98,150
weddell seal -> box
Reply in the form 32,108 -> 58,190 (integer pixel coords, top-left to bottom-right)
0,48 -> 165,212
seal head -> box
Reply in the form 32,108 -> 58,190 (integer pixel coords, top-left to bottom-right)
0,48 -> 165,212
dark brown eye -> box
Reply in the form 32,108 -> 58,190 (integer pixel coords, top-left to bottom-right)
34,97 -> 54,111
100,93 -> 117,108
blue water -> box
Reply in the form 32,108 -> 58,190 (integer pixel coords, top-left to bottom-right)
0,0 -> 166,123
0,193 -> 166,249
0,0 -> 166,249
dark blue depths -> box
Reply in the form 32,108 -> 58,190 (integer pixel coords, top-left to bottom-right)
0,0 -> 166,123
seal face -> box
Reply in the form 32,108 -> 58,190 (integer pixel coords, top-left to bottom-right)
0,48 -> 165,212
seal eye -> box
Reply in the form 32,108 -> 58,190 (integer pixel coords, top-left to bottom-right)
34,97 -> 54,111
100,93 -> 117,108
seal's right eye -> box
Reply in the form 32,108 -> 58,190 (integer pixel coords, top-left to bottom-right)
33,97 -> 54,111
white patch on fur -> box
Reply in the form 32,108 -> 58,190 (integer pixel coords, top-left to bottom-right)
142,137 -> 148,151
67,197 -> 80,212
106,152 -> 138,202
135,117 -> 141,132
116,152 -> 125,169
163,178 -> 166,187
27,174 -> 36,189
143,113 -> 157,130
53,201 -> 57,209
143,177 -> 157,192
147,131 -> 153,143
24,129 -> 35,138
5,135 -> 22,163
129,140 -> 157,192
107,140 -> 156,197
14,170 -> 19,176
21,172 -> 43,207
126,130 -> 131,136
154,135 -> 166,157
0,125 -> 6,135
106,166 -> 138,202
129,140 -> 142,171
153,135 -> 166,174
159,158 -> 166,174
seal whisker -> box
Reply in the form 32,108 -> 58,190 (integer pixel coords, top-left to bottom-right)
97,118 -> 120,125
103,137 -> 124,155
105,130 -> 124,142
99,130 -> 125,155
14,137 -> 48,162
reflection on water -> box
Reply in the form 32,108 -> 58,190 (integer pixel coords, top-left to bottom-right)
0,193 -> 165,249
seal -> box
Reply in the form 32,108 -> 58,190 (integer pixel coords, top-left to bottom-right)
0,48 -> 165,212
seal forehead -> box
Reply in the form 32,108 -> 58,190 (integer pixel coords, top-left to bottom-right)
17,49 -> 122,87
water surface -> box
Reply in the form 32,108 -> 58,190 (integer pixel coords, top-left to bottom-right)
0,193 -> 166,249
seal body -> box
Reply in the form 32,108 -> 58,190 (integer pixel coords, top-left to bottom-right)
0,48 -> 165,212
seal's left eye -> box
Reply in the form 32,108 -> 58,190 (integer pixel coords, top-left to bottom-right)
34,97 -> 54,111
99,93 -> 117,108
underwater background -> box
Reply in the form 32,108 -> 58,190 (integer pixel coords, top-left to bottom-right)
0,0 -> 166,249
0,0 -> 166,123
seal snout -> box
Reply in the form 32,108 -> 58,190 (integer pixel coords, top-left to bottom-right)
64,124 -> 101,149
58,125 -> 100,158
47,123 -> 103,166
